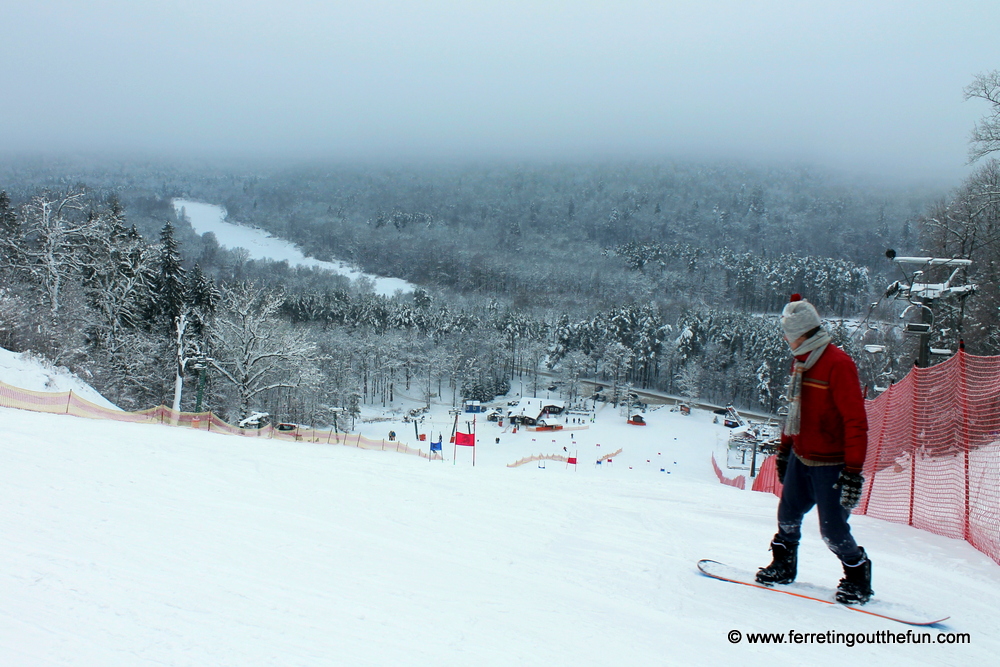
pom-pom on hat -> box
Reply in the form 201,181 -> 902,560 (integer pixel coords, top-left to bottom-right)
780,293 -> 822,341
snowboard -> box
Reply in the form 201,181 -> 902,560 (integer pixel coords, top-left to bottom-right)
697,559 -> 949,627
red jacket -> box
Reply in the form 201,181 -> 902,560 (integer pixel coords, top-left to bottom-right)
779,344 -> 869,473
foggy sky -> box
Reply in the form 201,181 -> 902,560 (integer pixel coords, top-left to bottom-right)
3,0 -> 1000,183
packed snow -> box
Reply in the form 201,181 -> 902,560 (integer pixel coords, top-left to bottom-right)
173,199 -> 415,296
1,351 -> 999,665
0,347 -> 119,410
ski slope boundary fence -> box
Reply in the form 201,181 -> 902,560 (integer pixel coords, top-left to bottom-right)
711,453 -> 747,490
507,447 -> 623,468
0,381 -> 444,461
743,349 -> 1000,566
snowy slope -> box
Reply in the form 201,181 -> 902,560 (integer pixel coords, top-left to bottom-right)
0,347 -> 119,410
2,380 -> 999,664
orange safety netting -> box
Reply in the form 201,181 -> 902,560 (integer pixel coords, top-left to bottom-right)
712,453 -> 747,490
751,454 -> 781,494
741,349 -> 1000,566
597,447 -> 623,463
507,453 -> 574,468
0,380 -> 443,461
507,447 -> 623,468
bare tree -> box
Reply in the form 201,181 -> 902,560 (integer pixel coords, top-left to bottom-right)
82,220 -> 154,354
919,160 -> 1000,353
18,191 -> 94,314
966,70 -> 1000,163
555,350 -> 590,405
675,363 -> 702,402
601,341 -> 634,406
208,282 -> 317,420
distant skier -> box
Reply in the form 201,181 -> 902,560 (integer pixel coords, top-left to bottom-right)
755,295 -> 872,604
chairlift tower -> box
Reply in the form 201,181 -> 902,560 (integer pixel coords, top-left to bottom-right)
884,251 -> 976,367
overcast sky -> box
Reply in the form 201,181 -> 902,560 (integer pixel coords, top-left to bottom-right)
3,0 -> 999,183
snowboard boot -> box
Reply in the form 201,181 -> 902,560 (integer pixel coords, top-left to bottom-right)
836,547 -> 873,605
755,538 -> 798,585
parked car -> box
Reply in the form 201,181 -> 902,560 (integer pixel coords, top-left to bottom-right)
238,411 -> 269,429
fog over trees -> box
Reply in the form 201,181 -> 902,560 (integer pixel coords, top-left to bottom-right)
2,74 -> 999,426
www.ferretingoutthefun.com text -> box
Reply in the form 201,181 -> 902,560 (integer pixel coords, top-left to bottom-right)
727,629 -> 969,647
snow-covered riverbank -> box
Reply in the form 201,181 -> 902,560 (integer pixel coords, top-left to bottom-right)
173,199 -> 414,296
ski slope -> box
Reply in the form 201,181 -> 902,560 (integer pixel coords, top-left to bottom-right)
1,364 -> 999,664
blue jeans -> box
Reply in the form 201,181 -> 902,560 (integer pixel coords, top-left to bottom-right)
777,454 -> 861,563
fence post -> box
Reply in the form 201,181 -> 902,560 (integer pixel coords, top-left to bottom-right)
908,368 -> 920,527
66,390 -> 72,414
862,384 -> 891,516
959,346 -> 971,542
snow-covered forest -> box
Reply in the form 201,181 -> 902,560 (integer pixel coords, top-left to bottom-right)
1,147 -> 998,426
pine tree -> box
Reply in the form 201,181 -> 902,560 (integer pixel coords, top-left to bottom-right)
147,221 -> 187,333
184,264 -> 220,337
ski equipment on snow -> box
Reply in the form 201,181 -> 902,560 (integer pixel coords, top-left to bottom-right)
698,559 -> 948,627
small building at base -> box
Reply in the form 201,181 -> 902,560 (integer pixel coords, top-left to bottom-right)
506,397 -> 566,425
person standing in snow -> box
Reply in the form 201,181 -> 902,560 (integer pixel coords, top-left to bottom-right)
755,295 -> 872,604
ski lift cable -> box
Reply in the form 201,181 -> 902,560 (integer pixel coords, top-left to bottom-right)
849,292 -> 887,341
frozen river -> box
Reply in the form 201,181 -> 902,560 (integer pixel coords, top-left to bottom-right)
173,199 -> 414,296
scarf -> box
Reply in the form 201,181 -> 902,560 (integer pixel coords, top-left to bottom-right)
782,330 -> 832,436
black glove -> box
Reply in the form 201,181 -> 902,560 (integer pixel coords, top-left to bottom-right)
835,470 -> 865,510
775,450 -> 789,484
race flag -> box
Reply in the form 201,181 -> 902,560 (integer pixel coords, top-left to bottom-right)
455,431 -> 475,446
567,456 -> 578,465
430,438 -> 443,452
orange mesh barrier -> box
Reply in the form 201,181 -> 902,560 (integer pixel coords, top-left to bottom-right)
711,453 -> 747,490
507,453 -> 574,468
597,448 -> 623,463
507,447 -> 622,468
751,454 -> 782,494
860,349 -> 1000,564
0,379 -> 442,461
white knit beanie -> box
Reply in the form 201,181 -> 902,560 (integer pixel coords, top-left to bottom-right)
780,294 -> 822,341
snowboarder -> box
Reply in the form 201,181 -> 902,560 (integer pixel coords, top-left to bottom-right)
756,295 -> 872,604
